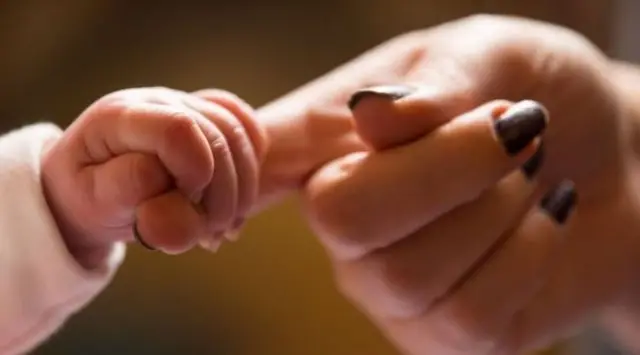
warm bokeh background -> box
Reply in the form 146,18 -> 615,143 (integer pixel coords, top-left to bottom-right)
0,1 -> 623,354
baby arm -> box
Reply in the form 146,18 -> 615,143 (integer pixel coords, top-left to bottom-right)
0,87 -> 266,354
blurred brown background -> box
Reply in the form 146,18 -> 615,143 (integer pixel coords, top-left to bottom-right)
0,1 -> 619,354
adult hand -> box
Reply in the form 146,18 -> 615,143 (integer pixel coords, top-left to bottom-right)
262,15 -> 640,354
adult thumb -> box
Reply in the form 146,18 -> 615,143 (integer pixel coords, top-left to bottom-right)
348,80 -> 477,151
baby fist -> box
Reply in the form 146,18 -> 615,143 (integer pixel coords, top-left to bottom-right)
41,87 -> 267,268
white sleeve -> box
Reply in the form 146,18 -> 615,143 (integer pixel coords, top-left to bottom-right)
0,123 -> 126,355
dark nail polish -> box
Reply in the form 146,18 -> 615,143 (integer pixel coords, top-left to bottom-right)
521,141 -> 544,179
540,180 -> 577,225
494,100 -> 549,156
133,222 -> 156,251
348,85 -> 416,110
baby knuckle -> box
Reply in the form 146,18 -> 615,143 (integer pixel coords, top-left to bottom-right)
209,135 -> 232,161
99,89 -> 130,102
162,111 -> 199,143
461,13 -> 508,29
131,155 -> 165,190
196,88 -> 241,103
85,95 -> 128,122
224,120 -> 251,153
231,122 -> 250,146
100,88 -> 152,104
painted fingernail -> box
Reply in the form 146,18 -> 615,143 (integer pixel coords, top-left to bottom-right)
133,222 -> 156,251
522,141 -> 544,179
540,180 -> 577,225
494,100 -> 549,156
348,85 -> 416,110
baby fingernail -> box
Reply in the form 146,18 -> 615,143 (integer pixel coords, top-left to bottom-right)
521,141 -> 544,179
233,217 -> 245,229
494,100 -> 549,156
200,237 -> 223,253
223,219 -> 245,242
133,222 -> 156,251
541,180 -> 577,225
223,230 -> 240,242
348,85 -> 416,110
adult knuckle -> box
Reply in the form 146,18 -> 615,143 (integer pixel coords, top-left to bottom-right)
304,185 -> 374,259
438,300 -> 496,351
343,256 -> 428,318
304,155 -> 400,259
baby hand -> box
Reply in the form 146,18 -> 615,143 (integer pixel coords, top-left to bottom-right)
41,87 -> 267,268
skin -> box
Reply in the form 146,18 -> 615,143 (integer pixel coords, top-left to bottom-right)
42,87 -> 268,262
41,14 -> 640,355
260,15 -> 640,354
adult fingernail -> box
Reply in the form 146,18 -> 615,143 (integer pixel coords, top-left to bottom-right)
521,141 -> 545,179
540,180 -> 577,225
494,100 -> 549,156
348,85 -> 416,110
133,222 -> 156,251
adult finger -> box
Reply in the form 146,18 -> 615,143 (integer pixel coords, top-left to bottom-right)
304,100 -> 548,259
334,166 -> 541,320
409,181 -> 577,355
348,84 -> 472,151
